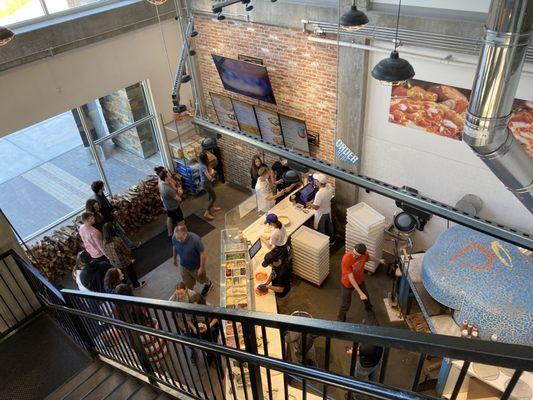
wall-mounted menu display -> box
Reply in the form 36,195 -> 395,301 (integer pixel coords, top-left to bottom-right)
210,92 -> 239,129
231,99 -> 261,136
254,106 -> 284,146
278,114 -> 310,154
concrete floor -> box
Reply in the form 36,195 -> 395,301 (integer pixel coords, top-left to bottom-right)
116,183 -> 427,397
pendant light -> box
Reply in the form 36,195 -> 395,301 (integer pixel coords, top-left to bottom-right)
339,0 -> 369,32
0,26 -> 15,46
145,0 -> 167,5
371,0 -> 414,86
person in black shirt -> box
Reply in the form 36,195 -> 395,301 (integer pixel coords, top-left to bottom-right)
90,180 -> 137,249
78,250 -> 113,293
270,158 -> 290,203
259,248 -> 291,299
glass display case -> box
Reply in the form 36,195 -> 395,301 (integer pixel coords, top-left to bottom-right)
224,194 -> 262,231
219,228 -> 252,390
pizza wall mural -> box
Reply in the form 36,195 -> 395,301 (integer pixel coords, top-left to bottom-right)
389,79 -> 533,157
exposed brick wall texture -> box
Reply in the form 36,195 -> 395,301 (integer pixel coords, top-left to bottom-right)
195,16 -> 337,188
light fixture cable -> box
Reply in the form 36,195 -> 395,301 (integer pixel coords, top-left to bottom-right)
393,0 -> 401,51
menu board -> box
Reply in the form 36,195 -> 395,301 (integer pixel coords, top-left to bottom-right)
210,93 -> 239,129
231,99 -> 261,136
279,114 -> 310,154
254,106 -> 284,146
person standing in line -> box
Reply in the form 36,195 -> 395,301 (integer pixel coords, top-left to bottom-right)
255,166 -> 275,213
169,281 -> 196,303
202,137 -> 225,184
90,180 -> 137,249
158,170 -> 185,241
271,158 -> 290,203
85,199 -> 106,232
78,250 -> 113,293
102,222 -> 146,290
103,268 -> 124,294
250,155 -> 267,190
172,225 -> 212,297
79,212 -> 107,262
199,151 -> 221,221
155,167 -> 184,240
306,173 -> 335,241
337,243 -> 383,322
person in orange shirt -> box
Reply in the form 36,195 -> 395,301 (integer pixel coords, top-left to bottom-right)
337,243 -> 383,322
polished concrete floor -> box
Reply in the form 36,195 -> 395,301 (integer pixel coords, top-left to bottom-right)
123,183 -> 427,397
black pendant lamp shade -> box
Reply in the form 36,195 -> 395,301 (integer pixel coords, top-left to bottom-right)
371,50 -> 414,86
340,5 -> 369,31
0,26 -> 15,46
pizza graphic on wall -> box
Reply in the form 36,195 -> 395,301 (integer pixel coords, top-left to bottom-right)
389,79 -> 533,157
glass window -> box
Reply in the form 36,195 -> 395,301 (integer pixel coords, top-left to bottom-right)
0,0 -> 45,26
97,121 -> 162,195
45,0 -> 104,14
0,80 -> 162,240
0,112 -> 99,238
81,83 -> 152,141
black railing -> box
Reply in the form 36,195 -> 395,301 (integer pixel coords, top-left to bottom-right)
0,250 -> 41,339
4,250 -> 533,400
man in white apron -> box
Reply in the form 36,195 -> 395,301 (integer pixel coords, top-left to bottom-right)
307,173 -> 334,242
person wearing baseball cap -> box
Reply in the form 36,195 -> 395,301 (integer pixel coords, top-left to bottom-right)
306,173 -> 334,241
258,248 -> 291,305
261,213 -> 289,258
337,243 -> 383,322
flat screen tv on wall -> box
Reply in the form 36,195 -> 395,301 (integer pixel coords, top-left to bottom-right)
212,54 -> 277,104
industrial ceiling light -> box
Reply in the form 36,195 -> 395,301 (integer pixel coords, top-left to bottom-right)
189,49 -> 197,56
217,13 -> 226,21
242,0 -> 253,11
145,0 -> 167,5
371,0 -> 414,86
339,1 -> 369,32
190,30 -> 198,37
0,26 -> 15,46
181,74 -> 192,83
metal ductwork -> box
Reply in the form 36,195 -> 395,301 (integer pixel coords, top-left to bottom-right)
463,0 -> 533,212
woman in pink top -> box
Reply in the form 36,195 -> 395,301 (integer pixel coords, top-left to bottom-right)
79,212 -> 107,262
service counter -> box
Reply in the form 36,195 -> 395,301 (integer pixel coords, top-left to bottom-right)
220,192 -> 321,400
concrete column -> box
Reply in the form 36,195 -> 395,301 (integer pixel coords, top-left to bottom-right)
334,40 -> 369,215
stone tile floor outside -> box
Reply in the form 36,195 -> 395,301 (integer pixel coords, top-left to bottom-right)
0,112 -> 162,238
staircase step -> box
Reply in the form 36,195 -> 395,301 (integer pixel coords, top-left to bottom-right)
44,362 -> 102,400
126,385 -> 159,400
81,371 -> 127,400
63,364 -> 114,400
104,377 -> 142,400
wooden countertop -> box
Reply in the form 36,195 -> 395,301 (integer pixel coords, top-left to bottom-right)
229,194 -> 320,400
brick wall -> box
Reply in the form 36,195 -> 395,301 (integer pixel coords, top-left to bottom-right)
195,16 -> 338,188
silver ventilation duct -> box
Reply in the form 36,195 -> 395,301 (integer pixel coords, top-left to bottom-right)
463,0 -> 533,212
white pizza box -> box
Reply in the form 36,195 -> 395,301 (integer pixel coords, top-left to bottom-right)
292,226 -> 330,248
291,244 -> 329,258
346,203 -> 386,232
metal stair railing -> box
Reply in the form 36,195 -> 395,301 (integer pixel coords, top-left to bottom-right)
4,249 -> 533,400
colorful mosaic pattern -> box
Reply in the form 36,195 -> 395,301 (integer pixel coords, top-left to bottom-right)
421,226 -> 532,345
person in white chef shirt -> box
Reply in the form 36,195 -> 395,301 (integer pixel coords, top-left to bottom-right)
255,166 -> 276,213
307,173 -> 334,242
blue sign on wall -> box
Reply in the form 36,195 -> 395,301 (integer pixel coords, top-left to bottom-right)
335,138 -> 358,165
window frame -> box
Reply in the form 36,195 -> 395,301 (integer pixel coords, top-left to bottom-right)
3,0 -> 125,29
2,79 -> 165,243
